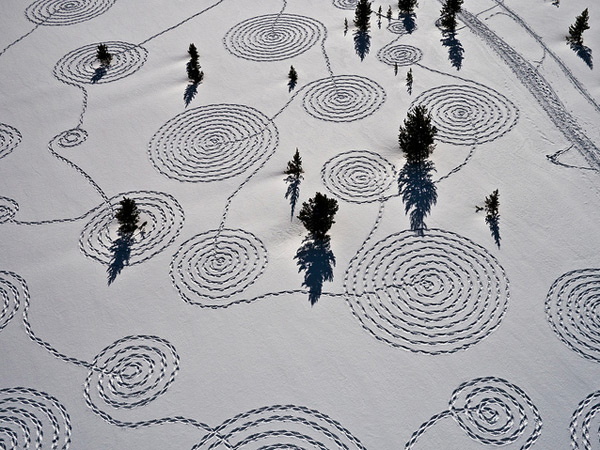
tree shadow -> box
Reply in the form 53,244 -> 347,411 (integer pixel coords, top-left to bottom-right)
353,30 -> 371,61
288,78 -> 297,92
107,232 -> 133,285
398,160 -> 438,236
184,83 -> 198,107
485,215 -> 501,248
400,14 -> 417,34
284,175 -> 301,220
91,66 -> 107,83
441,31 -> 464,70
294,236 -> 336,305
570,43 -> 593,69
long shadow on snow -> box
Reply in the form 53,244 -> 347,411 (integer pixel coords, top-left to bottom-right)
441,31 -> 464,70
398,160 -> 438,236
107,232 -> 133,285
295,236 -> 336,306
354,30 -> 371,61
284,175 -> 301,220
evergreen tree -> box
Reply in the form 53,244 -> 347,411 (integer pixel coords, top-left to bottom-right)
344,17 -> 349,35
398,0 -> 418,14
188,43 -> 199,61
398,104 -> 437,163
406,68 -> 413,94
387,6 -> 393,20
284,148 -> 304,179
354,0 -> 372,32
298,192 -> 339,240
115,197 -> 140,235
440,0 -> 463,32
394,62 -> 398,76
288,65 -> 298,85
96,43 -> 112,66
378,5 -> 382,17
484,189 -> 499,222
567,9 -> 590,46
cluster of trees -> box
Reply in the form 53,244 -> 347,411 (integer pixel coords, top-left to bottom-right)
187,43 -> 204,84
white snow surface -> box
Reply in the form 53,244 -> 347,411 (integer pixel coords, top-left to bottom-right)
1,0 -> 599,448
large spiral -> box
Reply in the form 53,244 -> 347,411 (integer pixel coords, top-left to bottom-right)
302,75 -> 387,123
571,390 -> 600,450
148,104 -> 279,183
79,190 -> 185,266
546,268 -> 600,363
0,123 -> 22,160
54,41 -> 148,85
411,83 -> 519,145
193,404 -> 367,449
84,335 -> 179,414
321,150 -> 396,203
345,229 -> 509,354
0,271 -> 27,332
25,0 -> 117,26
0,387 -> 72,449
450,377 -> 542,449
223,14 -> 325,62
170,228 -> 268,308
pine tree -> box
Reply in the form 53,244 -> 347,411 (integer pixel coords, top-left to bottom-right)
394,62 -> 398,76
188,43 -> 199,61
567,9 -> 590,46
484,189 -> 499,221
115,197 -> 140,235
284,148 -> 304,179
440,0 -> 463,32
387,6 -> 393,20
187,44 -> 204,84
344,18 -> 349,35
398,104 -> 437,163
96,43 -> 112,66
406,68 -> 413,94
398,0 -> 418,14
378,5 -> 382,17
354,0 -> 372,32
288,66 -> 298,85
298,193 -> 339,240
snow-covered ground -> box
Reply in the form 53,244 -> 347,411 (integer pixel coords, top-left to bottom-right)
1,0 -> 599,448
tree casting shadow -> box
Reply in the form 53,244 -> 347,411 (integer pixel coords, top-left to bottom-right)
285,175 -> 301,220
399,160 -> 438,235
107,232 -> 133,285
184,83 -> 199,107
294,236 -> 336,305
441,31 -> 464,70
570,42 -> 593,69
486,215 -> 501,248
353,30 -> 371,61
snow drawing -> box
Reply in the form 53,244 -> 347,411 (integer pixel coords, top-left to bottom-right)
25,0 -> 117,26
377,44 -> 423,67
570,390 -> 600,450
0,124 -> 22,160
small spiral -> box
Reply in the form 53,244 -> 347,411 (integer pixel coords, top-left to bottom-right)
387,21 -> 410,35
0,123 -> 22,160
85,335 -> 179,411
79,191 -> 185,266
321,150 -> 397,203
377,44 -> 422,67
223,14 -> 325,62
546,268 -> 600,363
25,0 -> 117,26
450,377 -> 542,449
193,404 -> 367,449
56,128 -> 88,148
170,228 -> 268,308
0,196 -> 19,224
0,386 -> 72,449
0,271 -> 27,332
571,390 -> 600,450
54,41 -> 148,85
333,0 -> 358,10
302,75 -> 387,123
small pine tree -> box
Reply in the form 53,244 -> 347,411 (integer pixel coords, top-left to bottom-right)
284,148 -> 304,179
567,9 -> 590,46
115,197 -> 140,235
288,66 -> 298,84
440,0 -> 463,32
298,192 -> 339,240
96,43 -> 112,66
354,0 -> 372,32
406,68 -> 413,94
188,43 -> 199,61
398,104 -> 437,163
398,0 -> 418,14
344,17 -> 349,35
378,5 -> 382,17
484,189 -> 499,221
387,6 -> 393,20
394,62 -> 399,76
